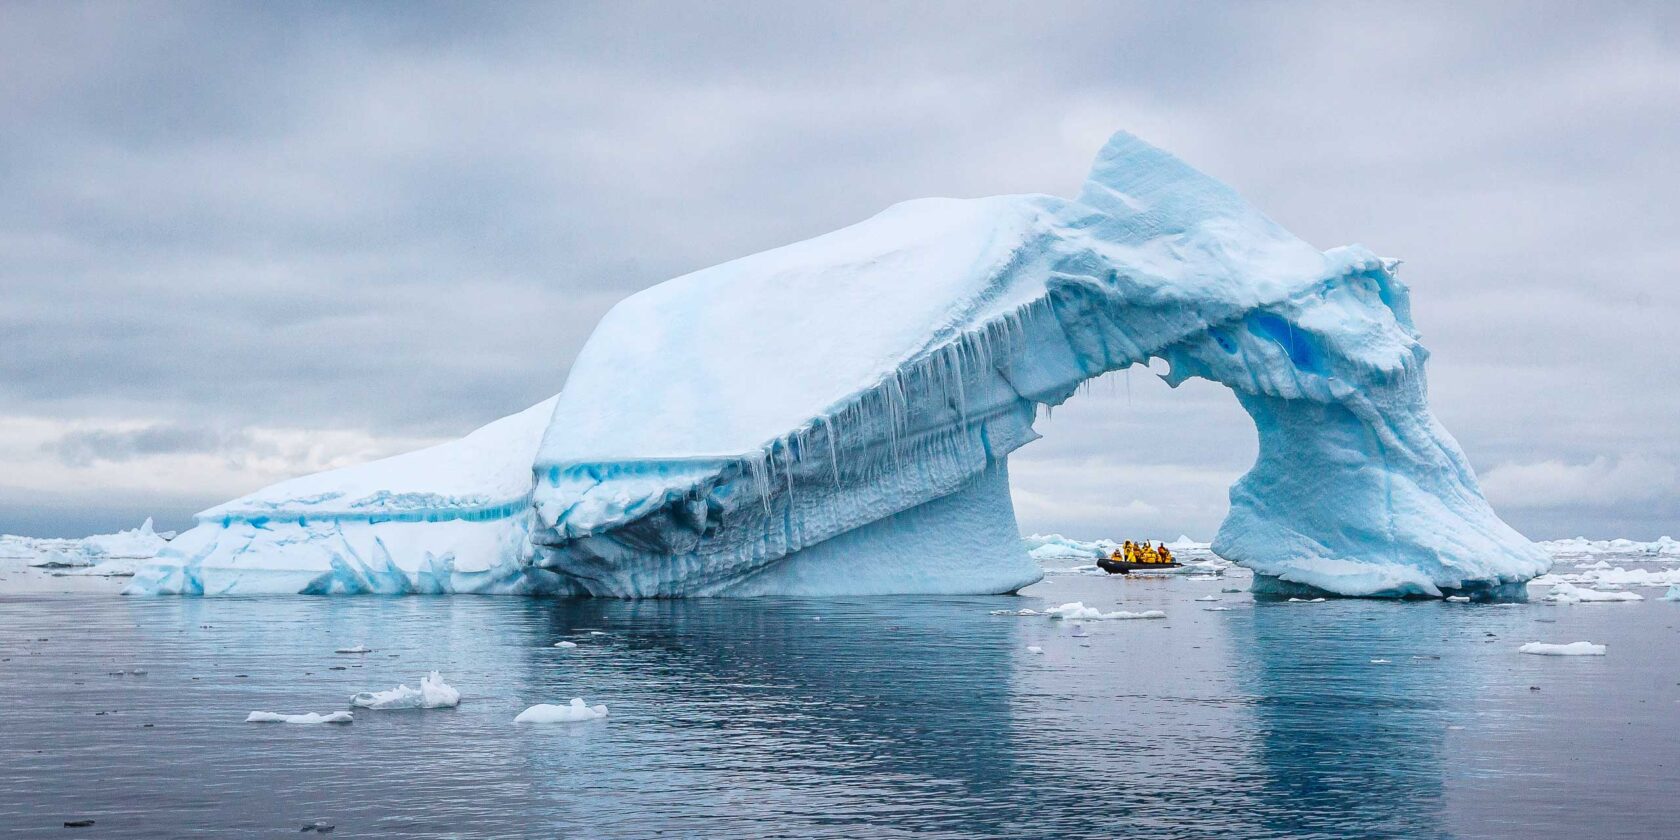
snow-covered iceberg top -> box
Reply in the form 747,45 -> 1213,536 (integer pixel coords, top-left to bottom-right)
126,130 -> 1548,599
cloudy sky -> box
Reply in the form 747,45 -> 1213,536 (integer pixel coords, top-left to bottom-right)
2,2 -> 1676,541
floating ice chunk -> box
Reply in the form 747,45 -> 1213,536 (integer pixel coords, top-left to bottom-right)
553,641 -> 578,648
514,698 -> 609,723
246,711 -> 353,724
1445,595 -> 1470,602
1195,595 -> 1220,602
1043,602 -> 1165,620
1370,659 -> 1391,664
335,644 -> 373,654
1026,645 -> 1044,654
1287,597 -> 1328,603
350,671 -> 460,710
1545,583 -> 1642,605
1664,585 -> 1680,602
1519,641 -> 1606,656
1203,606 -> 1232,612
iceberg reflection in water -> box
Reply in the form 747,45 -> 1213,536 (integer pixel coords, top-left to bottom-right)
2,571 -> 1674,837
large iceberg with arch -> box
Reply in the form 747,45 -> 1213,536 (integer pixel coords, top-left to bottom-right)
128,131 -> 1549,599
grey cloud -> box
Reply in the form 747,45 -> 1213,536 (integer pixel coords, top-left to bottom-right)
46,424 -> 253,467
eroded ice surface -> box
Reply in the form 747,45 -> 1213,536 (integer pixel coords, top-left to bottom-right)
128,131 -> 1548,599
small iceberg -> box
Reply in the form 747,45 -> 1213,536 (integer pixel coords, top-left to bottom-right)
335,644 -> 373,654
1370,659 -> 1392,664
553,641 -> 578,648
350,671 -> 460,710
514,698 -> 608,723
1025,645 -> 1044,654
1043,602 -> 1165,621
1663,585 -> 1680,602
246,711 -> 354,724
1195,595 -> 1220,602
1287,597 -> 1328,603
1519,642 -> 1606,656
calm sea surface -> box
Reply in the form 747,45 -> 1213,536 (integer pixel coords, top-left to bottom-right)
2,569 -> 1676,838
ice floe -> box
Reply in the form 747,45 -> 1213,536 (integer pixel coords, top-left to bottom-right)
515,698 -> 609,723
554,641 -> 578,648
246,711 -> 354,724
350,672 -> 460,709
1518,642 -> 1606,656
1543,583 -> 1642,605
335,644 -> 373,654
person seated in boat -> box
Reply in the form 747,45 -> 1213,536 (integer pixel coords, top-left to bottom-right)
1157,544 -> 1172,564
1121,541 -> 1134,562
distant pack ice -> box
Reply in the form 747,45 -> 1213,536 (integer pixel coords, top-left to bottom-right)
128,131 -> 1550,599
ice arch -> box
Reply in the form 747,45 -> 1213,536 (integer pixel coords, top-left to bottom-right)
526,133 -> 1548,598
128,132 -> 1548,598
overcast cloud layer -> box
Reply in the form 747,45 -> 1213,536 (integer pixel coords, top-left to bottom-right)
2,2 -> 1676,541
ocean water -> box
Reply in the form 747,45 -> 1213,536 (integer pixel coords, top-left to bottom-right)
2,569 -> 1676,838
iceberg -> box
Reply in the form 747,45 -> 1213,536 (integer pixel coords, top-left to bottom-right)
128,131 -> 1547,599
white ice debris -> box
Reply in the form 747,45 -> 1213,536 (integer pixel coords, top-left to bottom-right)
1445,595 -> 1470,602
1195,595 -> 1220,602
350,671 -> 460,710
1026,645 -> 1044,654
1370,659 -> 1391,664
514,698 -> 609,723
1287,597 -> 1328,603
335,644 -> 373,654
554,641 -> 578,648
1519,642 -> 1606,656
1665,585 -> 1680,602
1544,582 -> 1643,605
246,711 -> 354,724
1043,602 -> 1165,621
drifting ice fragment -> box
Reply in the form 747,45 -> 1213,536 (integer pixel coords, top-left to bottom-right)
1664,585 -> 1680,602
514,698 -> 609,723
1044,602 -> 1165,621
350,672 -> 460,709
1026,646 -> 1044,654
1519,642 -> 1606,656
554,641 -> 578,648
246,711 -> 353,724
335,645 -> 372,654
